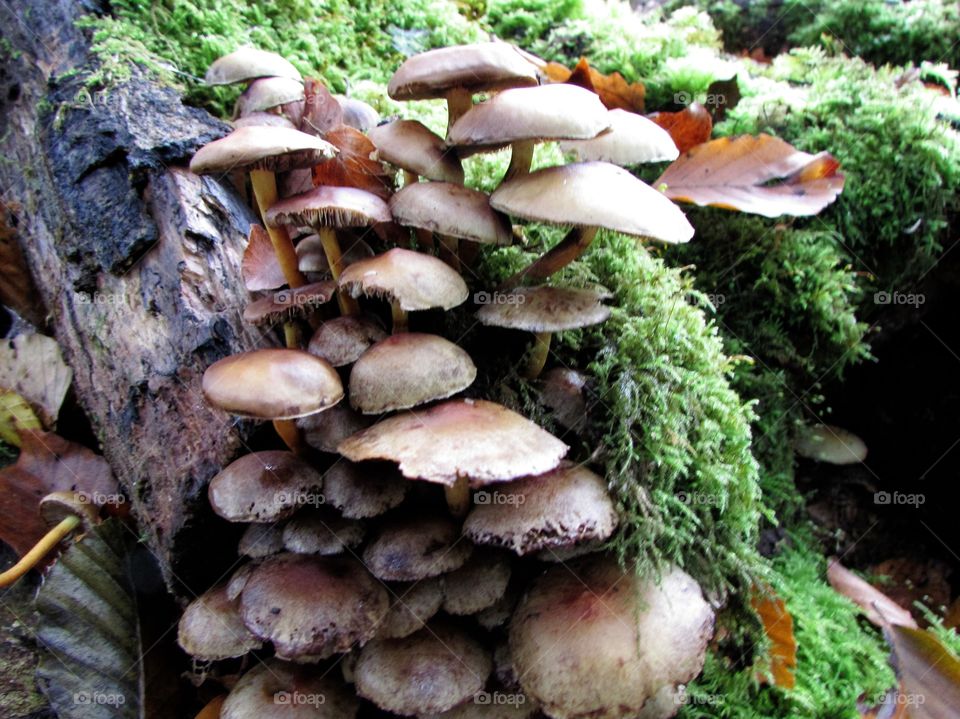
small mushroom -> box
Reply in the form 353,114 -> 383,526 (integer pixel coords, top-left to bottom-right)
368,120 -> 464,186
297,234 -> 373,278
232,111 -> 297,130
320,461 -> 408,519
377,577 -> 444,639
241,281 -> 336,325
205,47 -> 303,86
307,314 -> 388,367
281,507 -> 366,555
794,423 -> 868,465
235,76 -> 305,119
208,450 -> 323,523
334,95 -> 380,132
177,585 -> 262,661
238,521 -> 285,558
362,516 -> 472,581
220,660 -> 359,719
559,108 -> 679,165
441,548 -> 512,616
539,368 -> 589,431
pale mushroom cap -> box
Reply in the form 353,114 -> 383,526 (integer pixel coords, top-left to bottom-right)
298,402 -> 373,454
368,120 -> 464,184
205,47 -> 303,85
177,585 -> 261,661
490,161 -> 694,244
281,508 -> 366,555
388,42 -> 537,100
464,462 -> 618,555
242,282 -> 337,326
232,111 -> 297,130
202,348 -> 343,420
338,248 -> 469,312
208,450 -> 324,523
448,84 -> 610,147
349,333 -> 477,414
477,286 -> 611,333
221,660 -> 359,719
266,185 -> 392,229
560,109 -> 679,165
335,95 -> 380,132
794,424 -> 868,465
236,76 -> 305,116
355,621 -> 492,716
320,461 -> 408,519
239,553 -> 389,660
390,182 -> 512,245
189,126 -> 336,175
338,398 -> 568,486
377,577 -> 444,639
509,558 -> 714,719
239,522 -> 285,558
441,548 -> 512,615
362,516 -> 472,581
307,315 -> 388,367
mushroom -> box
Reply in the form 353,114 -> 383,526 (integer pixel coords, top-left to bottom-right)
205,47 -> 303,86
220,660 -> 359,719
208,450 -> 323,523
232,111 -> 297,130
794,423 -> 868,465
297,234 -> 373,279
334,94 -> 380,132
238,521 -> 285,558
368,120 -> 464,186
307,314 -> 387,367
234,76 -> 306,120
440,548 -> 512,616
539,368 -> 589,431
241,281 -> 336,326
377,577 -> 444,639
177,585 -> 262,661
559,108 -> 679,165
362,516 -> 472,582
281,507 -> 366,555
320,461 -> 408,519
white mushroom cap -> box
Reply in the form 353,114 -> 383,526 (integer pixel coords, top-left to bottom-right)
338,248 -> 469,312
476,286 -> 611,333
177,585 -> 262,661
236,76 -> 306,116
389,181 -> 512,245
220,660 -> 359,719
560,109 -> 679,165
190,126 -> 336,175
205,47 -> 303,85
794,424 -> 868,465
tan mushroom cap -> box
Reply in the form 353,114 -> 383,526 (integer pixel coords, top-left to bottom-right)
477,286 -> 611,333
464,463 -> 617,555
281,508 -> 366,555
794,424 -> 868,465
177,585 -> 262,661
202,349 -> 343,420
320,461 -> 408,519
355,621 -> 492,716
388,42 -> 538,100
560,109 -> 679,165
335,95 -> 380,132
389,182 -> 512,246
362,516 -> 472,581
236,76 -> 306,116
232,111 -> 297,130
509,558 -> 714,719
349,333 -> 477,414
39,491 -> 99,530
298,402 -> 372,453
190,126 -> 336,175
338,398 -> 568,486
441,548 -> 512,615
239,553 -> 389,660
205,47 -> 303,85
448,84 -> 610,148
368,120 -> 464,184
377,577 -> 444,639
307,315 -> 388,367
266,185 -> 392,229
239,521 -> 285,558
208,450 -> 323,523
242,282 -> 337,325
221,660 -> 359,719
338,248 -> 469,312
490,161 -> 694,245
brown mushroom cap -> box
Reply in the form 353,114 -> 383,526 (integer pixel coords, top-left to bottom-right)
298,235 -> 373,275
242,282 -> 337,325
362,516 -> 472,582
239,553 -> 389,660
389,182 -> 512,245
368,120 -> 464,184
236,76 -> 306,116
794,424 -> 868,465
307,315 -> 388,367
232,111 -> 297,130
226,563 -> 257,601
221,660 -> 359,719
205,47 -> 303,85
539,368 -> 588,431
509,558 -> 714,719
464,462 -> 618,555
477,286 -> 611,332
177,585 -> 262,661
39,491 -> 99,530
239,521 -> 285,558
208,450 -> 323,523
189,126 -> 336,175
338,248 -> 469,312
559,109 -> 679,165
335,95 -> 380,132
320,461 -> 409,519
355,621 -> 492,716
490,161 -> 694,245
338,398 -> 568,486
388,42 -> 537,101
281,507 -> 366,555
298,402 -> 373,453
447,84 -> 610,148
202,349 -> 343,420
377,577 -> 444,639
349,333 -> 477,414
266,185 -> 392,229
476,584 -> 519,631
441,548 -> 512,615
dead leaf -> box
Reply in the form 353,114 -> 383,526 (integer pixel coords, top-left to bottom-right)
0,389 -> 41,446
706,75 -> 740,121
0,333 -> 72,428
886,624 -> 960,718
544,57 -> 645,113
656,134 -> 845,217
751,586 -> 797,689
242,225 -> 286,292
311,126 -> 393,200
300,78 -> 344,136
827,560 -> 918,629
647,102 -> 713,153
0,202 -> 43,326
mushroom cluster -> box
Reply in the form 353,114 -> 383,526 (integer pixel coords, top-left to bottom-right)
181,43 -> 712,719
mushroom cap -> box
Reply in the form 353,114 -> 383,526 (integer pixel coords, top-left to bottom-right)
476,585 -> 519,631
298,402 -> 373,453
441,548 -> 512,615
239,521 -> 285,558
477,286 -> 611,333
236,76 -> 306,116
338,398 -> 568,486
335,95 -> 380,132
39,491 -> 99,530
320,461 -> 408,519
368,120 -> 464,184
242,282 -> 337,325
377,577 -> 444,639
389,182 -> 512,245
307,315 -> 388,367
190,126 -> 336,175
266,185 -> 392,229
464,462 -> 618,555
338,248 -> 469,312
226,563 -> 257,601
362,516 -> 473,581
387,42 -> 537,101
221,660 -> 359,719
232,111 -> 297,130
355,621 -> 492,716
509,558 -> 714,719
239,553 -> 389,660
349,333 -> 477,414
208,450 -> 323,523
177,585 -> 262,661
448,84 -> 610,148
298,235 -> 373,275
539,368 -> 588,431
490,161 -> 694,244
281,508 -> 366,555
205,47 -> 303,85
560,109 -> 679,165
202,349 -> 343,420
794,424 -> 868,465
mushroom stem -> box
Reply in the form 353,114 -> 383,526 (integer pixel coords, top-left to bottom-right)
391,301 -> 409,334
444,477 -> 470,517
273,418 -> 304,455
445,88 -> 474,135
249,169 -> 307,289
414,227 -> 436,252
460,239 -> 481,268
500,226 -> 598,290
0,515 -> 81,587
503,139 -> 535,182
437,234 -> 460,273
524,331 -> 552,379
318,227 -> 361,316
402,169 -> 419,188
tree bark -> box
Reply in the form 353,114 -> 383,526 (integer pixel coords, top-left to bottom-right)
0,0 -> 269,596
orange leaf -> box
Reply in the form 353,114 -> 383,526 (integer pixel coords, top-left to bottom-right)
827,560 -> 918,629
545,57 -> 645,113
242,224 -> 286,292
751,586 -> 797,689
647,102 -> 713,153
656,134 -> 845,217
311,126 -> 393,200
543,61 -> 572,83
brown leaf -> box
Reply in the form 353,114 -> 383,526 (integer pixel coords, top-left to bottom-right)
0,201 -> 44,326
546,57 -> 645,113
543,61 -> 572,83
827,560 -> 918,629
706,75 -> 741,121
0,333 -> 73,428
751,586 -> 797,689
858,687 -> 909,719
300,78 -> 343,136
647,102 -> 713,153
242,224 -> 287,292
311,126 -> 393,200
656,134 -> 845,217
886,624 -> 960,719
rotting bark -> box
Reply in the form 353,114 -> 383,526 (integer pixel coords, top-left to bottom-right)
0,0 -> 271,596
